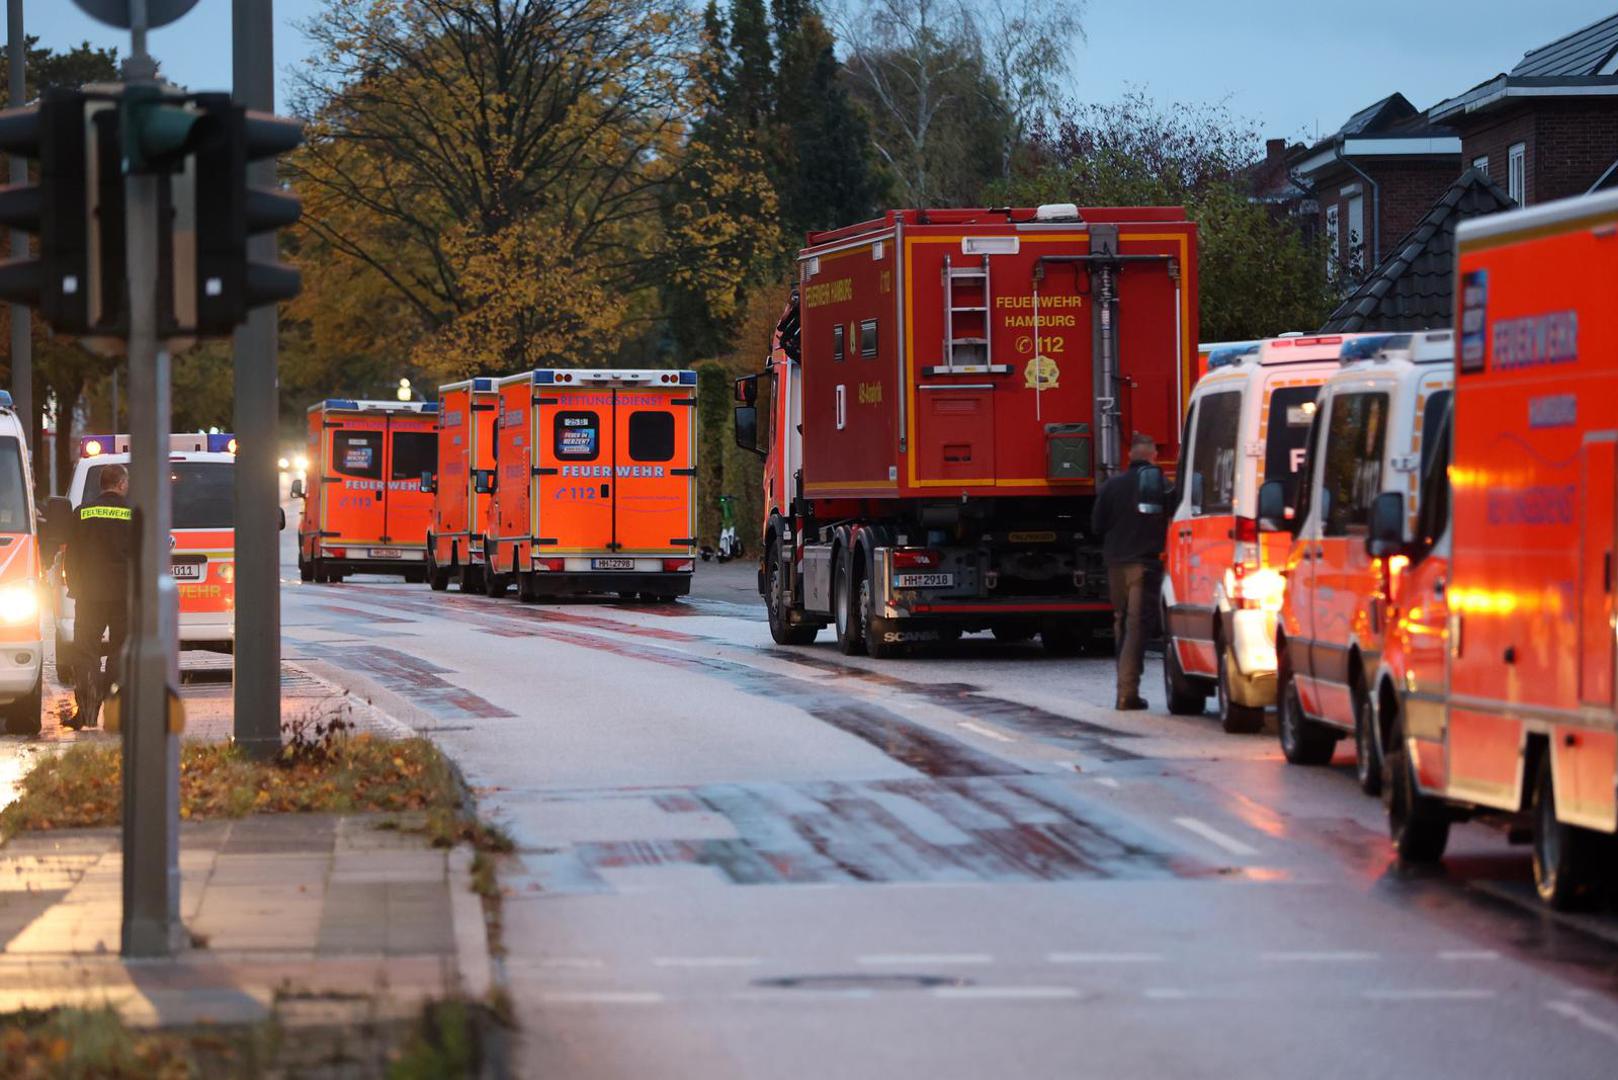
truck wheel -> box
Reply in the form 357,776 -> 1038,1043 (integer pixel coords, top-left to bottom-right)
1386,703 -> 1449,864
1353,679 -> 1382,797
427,547 -> 449,591
1216,639 -> 1264,735
1532,754 -> 1600,910
766,539 -> 818,646
1162,635 -> 1207,716
1,678 -> 42,736
1278,651 -> 1335,765
833,547 -> 866,656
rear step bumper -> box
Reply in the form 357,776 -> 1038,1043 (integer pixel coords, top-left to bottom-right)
901,599 -> 1112,616
529,571 -> 692,597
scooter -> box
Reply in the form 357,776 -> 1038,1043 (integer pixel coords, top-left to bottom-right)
716,494 -> 743,562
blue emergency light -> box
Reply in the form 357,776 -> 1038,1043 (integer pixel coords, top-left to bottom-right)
1338,334 -> 1410,364
206,433 -> 238,453
1207,344 -> 1259,370
0,390 -> 11,409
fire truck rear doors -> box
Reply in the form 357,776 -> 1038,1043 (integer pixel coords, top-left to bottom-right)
323,416 -> 387,543
384,418 -> 437,548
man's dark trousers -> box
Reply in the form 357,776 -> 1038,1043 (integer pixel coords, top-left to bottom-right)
73,601 -> 127,726
1109,562 -> 1153,703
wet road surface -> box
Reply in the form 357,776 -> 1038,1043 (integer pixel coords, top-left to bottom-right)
277,548 -> 1618,1080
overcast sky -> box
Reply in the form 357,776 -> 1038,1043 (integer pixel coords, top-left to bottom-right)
22,0 -> 1618,141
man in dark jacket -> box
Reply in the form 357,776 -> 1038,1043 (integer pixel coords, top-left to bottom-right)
64,464 -> 133,729
1090,433 -> 1167,711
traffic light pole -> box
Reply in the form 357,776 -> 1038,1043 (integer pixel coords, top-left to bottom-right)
230,0 -> 280,759
6,0 -> 29,459
119,21 -> 182,959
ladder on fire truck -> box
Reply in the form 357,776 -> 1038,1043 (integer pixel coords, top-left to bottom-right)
943,255 -> 991,366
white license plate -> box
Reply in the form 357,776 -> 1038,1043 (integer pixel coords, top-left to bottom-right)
370,548 -> 403,559
893,572 -> 954,588
592,558 -> 635,570
171,561 -> 205,581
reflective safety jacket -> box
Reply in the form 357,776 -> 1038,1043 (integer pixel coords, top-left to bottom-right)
66,491 -> 133,605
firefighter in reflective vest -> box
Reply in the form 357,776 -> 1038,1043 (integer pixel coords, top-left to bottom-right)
64,464 -> 133,730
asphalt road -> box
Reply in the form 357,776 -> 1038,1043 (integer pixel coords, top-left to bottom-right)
238,537 -> 1618,1075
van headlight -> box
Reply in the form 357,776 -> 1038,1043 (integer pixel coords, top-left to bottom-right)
0,582 -> 39,624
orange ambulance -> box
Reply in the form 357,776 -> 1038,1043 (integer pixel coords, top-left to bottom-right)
295,399 -> 438,583
483,369 -> 696,601
1162,333 -> 1373,731
425,378 -> 498,592
1371,189 -> 1618,908
1266,331 -> 1453,795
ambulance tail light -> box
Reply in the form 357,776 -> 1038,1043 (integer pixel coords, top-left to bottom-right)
535,558 -> 565,572
891,548 -> 942,570
1234,516 -> 1259,545
1225,565 -> 1285,613
663,558 -> 694,573
326,547 -> 346,558
217,562 -> 235,585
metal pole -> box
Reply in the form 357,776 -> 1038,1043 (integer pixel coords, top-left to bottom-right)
120,1 -> 181,959
7,0 -> 30,468
231,0 -> 280,758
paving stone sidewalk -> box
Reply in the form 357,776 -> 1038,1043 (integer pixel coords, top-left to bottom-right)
0,656 -> 497,1032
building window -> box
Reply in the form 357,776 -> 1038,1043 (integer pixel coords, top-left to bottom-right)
1508,142 -> 1526,204
1325,204 -> 1340,278
1346,195 -> 1365,272
1472,155 -> 1489,176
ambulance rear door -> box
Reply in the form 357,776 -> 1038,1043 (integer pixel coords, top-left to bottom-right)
322,412 -> 387,544
611,383 -> 696,555
383,413 -> 437,548
533,382 -> 616,555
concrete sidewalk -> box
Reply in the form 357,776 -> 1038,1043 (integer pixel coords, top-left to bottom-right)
0,812 -> 492,1027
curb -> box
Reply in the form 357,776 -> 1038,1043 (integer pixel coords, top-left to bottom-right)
449,844 -> 493,1002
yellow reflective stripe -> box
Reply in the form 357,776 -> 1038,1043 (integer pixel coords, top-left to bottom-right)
79,506 -> 132,520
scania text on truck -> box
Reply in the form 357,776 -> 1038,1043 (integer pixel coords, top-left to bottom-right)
734,205 -> 1198,657
1371,189 -> 1618,909
1265,331 -> 1452,795
482,369 -> 697,602
295,399 -> 438,583
50,433 -> 241,687
425,378 -> 499,593
1162,333 -> 1375,730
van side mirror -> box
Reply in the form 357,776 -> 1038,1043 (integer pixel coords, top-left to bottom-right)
734,405 -> 765,457
289,477 -> 305,500
1367,490 -> 1406,557
1135,465 -> 1166,514
1257,480 -> 1289,532
279,507 -> 287,531
421,470 -> 436,494
42,496 -> 72,549
474,470 -> 495,495
735,374 -> 759,405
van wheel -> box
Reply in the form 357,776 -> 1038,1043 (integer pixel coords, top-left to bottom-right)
460,565 -> 484,593
299,554 -> 314,583
1533,754 -> 1601,910
1162,633 -> 1207,716
483,567 -> 507,599
1278,651 -> 1335,765
427,549 -> 449,591
766,537 -> 818,645
1216,639 -> 1264,734
1353,679 -> 1382,796
1385,703 -> 1449,864
313,559 -> 329,584
833,546 -> 865,656
1,678 -> 42,736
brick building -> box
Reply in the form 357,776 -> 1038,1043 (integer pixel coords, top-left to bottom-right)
1289,94 -> 1460,278
1428,13 -> 1618,206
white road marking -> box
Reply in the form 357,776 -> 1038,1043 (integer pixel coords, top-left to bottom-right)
1438,950 -> 1500,962
1144,988 -> 1190,1000
1262,951 -> 1378,963
541,991 -> 665,1005
1172,816 -> 1259,857
1546,1000 -> 1618,1044
537,957 -> 605,969
858,953 -> 993,966
733,989 -> 875,1002
1047,951 -> 1164,964
653,956 -> 761,968
1095,777 -> 1121,788
933,986 -> 1080,1001
1363,989 -> 1496,1002
957,721 -> 1015,743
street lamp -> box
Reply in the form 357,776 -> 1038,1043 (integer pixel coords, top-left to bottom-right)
396,377 -> 412,402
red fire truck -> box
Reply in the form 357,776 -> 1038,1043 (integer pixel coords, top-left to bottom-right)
425,378 -> 498,592
734,205 -> 1198,656
1370,189 -> 1618,908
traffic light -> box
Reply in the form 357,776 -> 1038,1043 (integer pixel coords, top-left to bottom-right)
190,99 -> 302,334
0,92 -> 91,333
